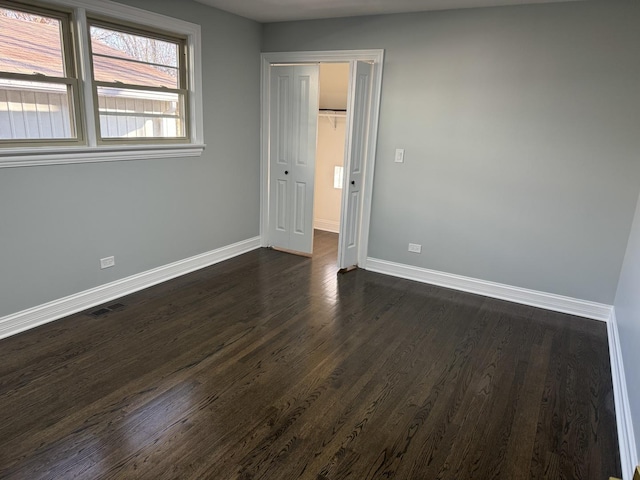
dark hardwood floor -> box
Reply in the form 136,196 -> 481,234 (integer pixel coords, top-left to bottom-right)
0,230 -> 620,479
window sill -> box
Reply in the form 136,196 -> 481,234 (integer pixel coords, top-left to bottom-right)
0,144 -> 206,168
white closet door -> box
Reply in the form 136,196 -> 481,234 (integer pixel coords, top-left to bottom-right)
268,65 -> 319,255
268,66 -> 293,250
339,61 -> 373,269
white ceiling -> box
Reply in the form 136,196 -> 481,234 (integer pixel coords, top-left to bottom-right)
193,0 -> 583,23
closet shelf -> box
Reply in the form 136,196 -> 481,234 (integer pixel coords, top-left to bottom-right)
319,109 -> 347,118
319,109 -> 346,129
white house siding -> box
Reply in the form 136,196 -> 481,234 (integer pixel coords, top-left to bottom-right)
0,84 -> 72,139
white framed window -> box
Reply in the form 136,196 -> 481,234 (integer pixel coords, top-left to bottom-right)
88,20 -> 189,143
0,2 -> 83,146
0,0 -> 204,168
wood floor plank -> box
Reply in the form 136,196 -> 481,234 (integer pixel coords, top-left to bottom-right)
0,230 -> 621,479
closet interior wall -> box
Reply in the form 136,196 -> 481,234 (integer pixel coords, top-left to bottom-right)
313,63 -> 350,235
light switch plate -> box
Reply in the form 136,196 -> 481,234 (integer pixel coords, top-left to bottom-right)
395,148 -> 405,163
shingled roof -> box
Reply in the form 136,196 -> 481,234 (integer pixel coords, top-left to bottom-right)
0,14 -> 177,87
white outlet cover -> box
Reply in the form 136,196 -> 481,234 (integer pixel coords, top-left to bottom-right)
408,243 -> 422,253
100,256 -> 115,269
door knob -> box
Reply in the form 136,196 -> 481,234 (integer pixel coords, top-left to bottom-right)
351,180 -> 355,185
285,170 -> 289,175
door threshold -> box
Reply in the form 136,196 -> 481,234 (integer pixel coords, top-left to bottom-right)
338,265 -> 358,274
271,246 -> 313,258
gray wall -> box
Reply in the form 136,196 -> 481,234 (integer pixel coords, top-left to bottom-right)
0,0 -> 261,317
263,1 -> 640,303
614,192 -> 640,461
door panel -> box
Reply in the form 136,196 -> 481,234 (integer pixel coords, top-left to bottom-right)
295,75 -> 311,167
289,66 -> 318,253
269,66 -> 293,248
347,190 -> 359,248
275,179 -> 288,232
351,74 -> 368,174
269,65 -> 319,255
276,75 -> 290,166
339,61 -> 373,269
293,182 -> 306,234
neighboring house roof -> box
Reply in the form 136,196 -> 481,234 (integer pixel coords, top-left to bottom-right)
0,15 -> 176,87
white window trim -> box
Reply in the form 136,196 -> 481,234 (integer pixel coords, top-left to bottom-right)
0,0 -> 205,168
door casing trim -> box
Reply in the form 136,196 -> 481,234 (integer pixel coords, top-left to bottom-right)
260,49 -> 385,268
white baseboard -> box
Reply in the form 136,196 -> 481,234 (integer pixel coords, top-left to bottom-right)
314,219 -> 340,233
365,257 -> 613,322
608,310 -> 639,480
0,236 -> 262,340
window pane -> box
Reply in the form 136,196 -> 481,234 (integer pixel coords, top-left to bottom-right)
0,79 -> 75,140
0,8 -> 65,77
97,86 -> 185,139
334,166 -> 344,189
90,26 -> 180,89
92,55 -> 178,89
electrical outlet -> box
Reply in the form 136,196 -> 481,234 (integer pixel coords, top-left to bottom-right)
408,243 -> 422,253
100,256 -> 115,269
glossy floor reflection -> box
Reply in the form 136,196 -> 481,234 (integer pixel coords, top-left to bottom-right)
0,230 -> 620,479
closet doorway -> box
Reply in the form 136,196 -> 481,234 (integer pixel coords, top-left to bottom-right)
260,50 -> 384,270
313,63 -> 349,249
